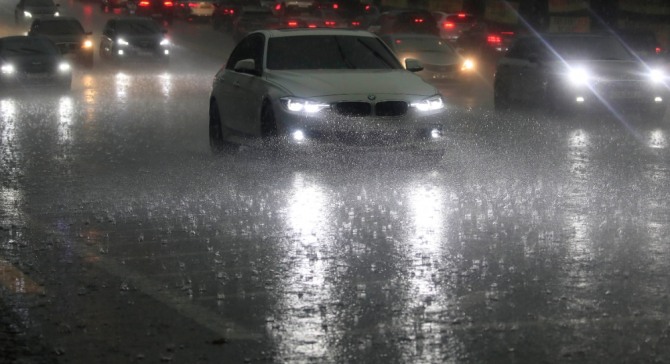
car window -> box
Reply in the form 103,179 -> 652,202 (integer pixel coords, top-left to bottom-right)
33,20 -> 84,35
0,37 -> 59,56
117,20 -> 161,35
225,33 -> 264,71
266,35 -> 402,70
25,0 -> 55,6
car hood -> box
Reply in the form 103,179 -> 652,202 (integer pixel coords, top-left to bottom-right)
546,59 -> 651,80
43,34 -> 85,43
265,69 -> 438,98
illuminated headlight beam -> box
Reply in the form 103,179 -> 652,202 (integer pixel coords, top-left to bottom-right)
411,95 -> 444,112
280,97 -> 329,113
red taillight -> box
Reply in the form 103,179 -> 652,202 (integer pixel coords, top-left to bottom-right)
487,35 -> 502,45
324,20 -> 336,27
458,13 -> 466,18
332,3 -> 338,9
188,2 -> 197,7
163,0 -> 174,6
275,3 -> 281,11
308,24 -> 317,28
501,31 -> 514,35
365,4 -> 370,11
138,0 -> 150,6
413,18 -> 424,23
351,21 -> 360,27
443,21 -> 454,29
395,39 -> 402,44
656,47 -> 662,54
287,20 -> 298,27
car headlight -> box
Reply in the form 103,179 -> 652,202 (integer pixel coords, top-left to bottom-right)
117,38 -> 129,46
568,67 -> 590,85
23,11 -> 32,18
83,40 -> 93,48
1,64 -> 15,75
160,38 -> 170,46
54,11 -> 59,16
280,97 -> 330,113
461,58 -> 475,72
58,62 -> 71,73
649,68 -> 665,83
411,95 -> 444,112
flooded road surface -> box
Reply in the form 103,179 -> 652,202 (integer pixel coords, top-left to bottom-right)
2,2 -> 670,363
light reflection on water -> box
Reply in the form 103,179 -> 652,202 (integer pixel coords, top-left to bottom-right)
115,72 -> 131,102
647,129 -> 666,149
58,96 -> 74,144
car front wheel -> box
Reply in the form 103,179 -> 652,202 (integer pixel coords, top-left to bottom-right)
209,100 -> 232,153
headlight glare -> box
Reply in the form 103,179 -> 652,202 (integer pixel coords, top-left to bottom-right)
461,58 -> 475,71
568,67 -> 590,85
117,38 -> 129,46
24,11 -> 33,17
58,62 -> 71,72
160,38 -> 170,46
280,97 -> 329,113
1,64 -> 15,74
411,95 -> 444,112
649,68 -> 665,83
83,40 -> 93,48
54,11 -> 60,16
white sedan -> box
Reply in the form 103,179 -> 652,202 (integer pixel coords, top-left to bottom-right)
208,29 -> 447,153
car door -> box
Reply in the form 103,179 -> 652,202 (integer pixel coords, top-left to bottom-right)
518,39 -> 548,104
214,33 -> 266,136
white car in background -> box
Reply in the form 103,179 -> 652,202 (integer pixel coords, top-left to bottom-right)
209,29 -> 447,153
175,0 -> 216,20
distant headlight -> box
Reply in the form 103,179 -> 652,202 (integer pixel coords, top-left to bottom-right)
649,68 -> 665,83
411,95 -> 444,112
117,38 -> 129,46
58,62 -> 71,73
1,64 -> 15,75
461,58 -> 475,72
83,40 -> 93,48
23,11 -> 32,18
160,38 -> 170,46
280,97 -> 330,113
567,67 -> 590,85
54,11 -> 60,16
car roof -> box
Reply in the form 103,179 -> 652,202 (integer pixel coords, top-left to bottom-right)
259,28 -> 378,38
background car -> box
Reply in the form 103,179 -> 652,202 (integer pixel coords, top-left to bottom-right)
175,0 -> 216,21
615,29 -> 665,63
493,33 -> 667,121
209,29 -> 446,153
431,12 -> 476,41
99,18 -> 171,64
279,5 -> 346,29
231,6 -> 279,42
126,0 -> 175,24
101,0 -> 128,12
28,16 -> 94,68
211,0 -> 246,31
455,22 -> 516,61
0,35 -> 72,91
14,0 -> 60,24
382,34 -> 476,84
367,9 -> 439,37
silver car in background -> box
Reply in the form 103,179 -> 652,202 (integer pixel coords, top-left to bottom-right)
209,29 -> 446,153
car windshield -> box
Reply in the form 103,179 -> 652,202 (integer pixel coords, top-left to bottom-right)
547,36 -> 634,61
35,20 -> 84,35
267,35 -> 402,70
0,37 -> 58,56
391,37 -> 456,54
25,0 -> 55,6
117,20 -> 161,35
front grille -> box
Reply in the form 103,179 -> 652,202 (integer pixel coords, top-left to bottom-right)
334,102 -> 371,117
375,101 -> 408,117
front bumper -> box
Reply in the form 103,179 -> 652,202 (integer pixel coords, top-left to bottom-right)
554,82 -> 667,114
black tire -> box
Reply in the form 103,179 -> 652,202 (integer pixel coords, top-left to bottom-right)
260,100 -> 278,138
209,100 -> 231,153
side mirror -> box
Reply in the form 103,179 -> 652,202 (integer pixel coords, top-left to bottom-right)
234,59 -> 258,75
405,58 -> 423,72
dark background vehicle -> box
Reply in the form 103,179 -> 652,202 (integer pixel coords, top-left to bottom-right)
231,6 -> 279,42
432,11 -> 477,41
382,33 -> 476,84
99,17 -> 171,64
367,9 -> 439,37
28,17 -> 94,68
101,0 -> 128,12
455,22 -> 517,63
493,33 -> 667,121
0,35 -> 71,91
211,0 -> 253,31
14,0 -> 60,23
279,5 -> 345,29
126,0 -> 175,24
615,29 -> 665,63
175,0 -> 216,22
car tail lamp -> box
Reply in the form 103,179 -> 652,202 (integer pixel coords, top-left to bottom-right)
458,13 -> 466,18
223,8 -> 234,14
163,1 -> 174,7
413,18 -> 424,23
275,3 -> 281,11
287,20 -> 298,27
351,21 -> 360,27
365,4 -> 370,11
501,31 -> 514,35
308,24 -> 317,28
487,35 -> 502,45
332,3 -> 338,9
324,20 -> 336,27
443,21 -> 454,29
188,2 -> 197,7
656,47 -> 662,54
138,0 -> 150,7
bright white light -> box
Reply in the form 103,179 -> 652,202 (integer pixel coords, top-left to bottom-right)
649,68 -> 665,83
83,40 -> 93,48
160,38 -> 170,46
292,130 -> 305,141
23,11 -> 32,17
1,64 -> 15,74
58,62 -> 71,72
412,95 -> 444,111
54,11 -> 59,16
568,67 -> 589,85
430,128 -> 441,138
282,98 -> 329,113
118,50 -> 124,55
576,96 -> 585,103
117,38 -> 129,46
461,58 -> 475,71
164,49 -> 169,55
655,97 -> 663,103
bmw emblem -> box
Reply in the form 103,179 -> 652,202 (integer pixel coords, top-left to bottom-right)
367,94 -> 376,101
